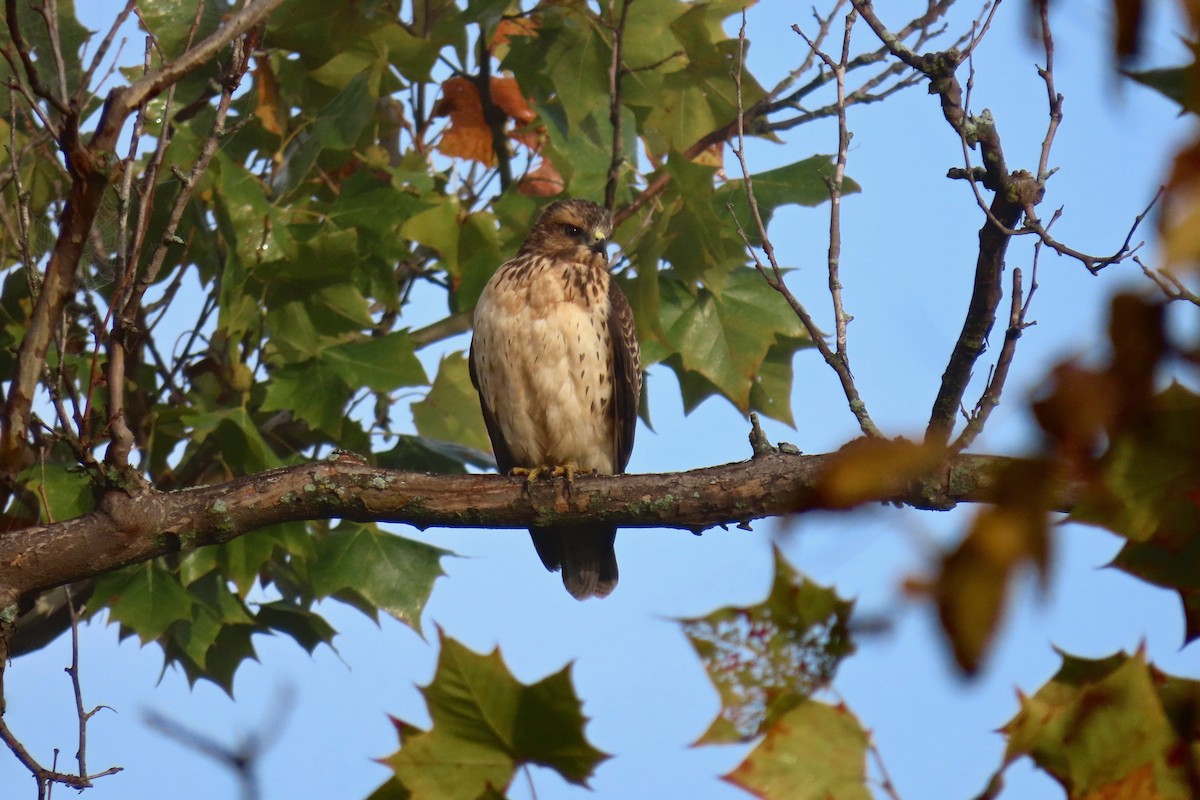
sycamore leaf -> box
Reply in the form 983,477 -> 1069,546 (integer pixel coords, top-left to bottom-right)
659,268 -> 812,417
412,352 -> 493,454
1125,55 -> 1200,116
376,632 -> 608,799
91,560 -> 195,644
680,547 -> 855,744
722,701 -> 871,800
163,620 -> 259,695
717,156 -> 862,246
1070,383 -> 1200,642
1002,650 -> 1200,800
815,438 -> 946,509
275,73 -> 376,196
253,56 -> 286,136
310,522 -> 447,630
254,601 -> 339,655
376,434 -> 496,474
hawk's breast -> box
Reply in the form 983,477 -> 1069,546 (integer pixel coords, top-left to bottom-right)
472,254 -> 617,474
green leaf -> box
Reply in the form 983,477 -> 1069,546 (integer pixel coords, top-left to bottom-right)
380,632 -> 608,798
23,461 -> 95,522
163,619 -> 260,694
659,157 -> 746,290
453,211 -> 503,313
311,522 -> 447,629
321,333 -> 429,393
136,0 -> 224,58
411,353 -> 492,454
276,72 -> 377,195
261,361 -> 352,437
92,561 -> 195,644
376,435 -> 496,474
1125,46 -> 1200,116
262,333 -> 426,436
179,407 -> 284,473
400,198 -> 463,276
255,601 -> 338,654
1002,650 -> 1199,800
680,546 -> 855,744
722,701 -> 871,800
717,156 -> 863,246
658,268 -> 810,415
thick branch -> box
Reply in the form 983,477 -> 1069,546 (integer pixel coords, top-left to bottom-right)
0,452 -> 1083,608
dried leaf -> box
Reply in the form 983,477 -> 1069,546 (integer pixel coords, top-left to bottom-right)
815,438 -> 945,509
934,459 -> 1053,674
433,77 -> 496,165
253,56 -> 285,136
1003,650 -> 1200,800
517,158 -> 564,197
679,547 -> 854,744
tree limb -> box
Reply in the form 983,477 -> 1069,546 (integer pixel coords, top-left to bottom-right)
0,451 -> 1084,609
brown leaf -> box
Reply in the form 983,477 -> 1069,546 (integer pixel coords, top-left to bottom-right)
1112,0 -> 1146,60
433,77 -> 496,165
1032,364 -> 1119,464
517,158 -> 564,197
815,438 -> 945,509
433,77 -> 542,167
935,460 -> 1053,674
490,77 -> 537,126
253,56 -> 285,137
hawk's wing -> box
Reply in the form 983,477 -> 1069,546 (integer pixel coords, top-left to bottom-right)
608,280 -> 641,474
468,338 -> 516,474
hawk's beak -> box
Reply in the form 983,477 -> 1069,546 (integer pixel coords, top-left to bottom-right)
589,231 -> 609,255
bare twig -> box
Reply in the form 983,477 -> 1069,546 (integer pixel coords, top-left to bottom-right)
81,0 -> 138,92
953,262 -> 1037,452
868,730 -> 903,800
729,12 -> 881,437
4,0 -> 71,120
1139,258 -> 1200,306
144,687 -> 294,800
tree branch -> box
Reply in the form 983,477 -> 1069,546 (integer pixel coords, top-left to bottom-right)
0,451 -> 1085,609
0,0 -> 284,488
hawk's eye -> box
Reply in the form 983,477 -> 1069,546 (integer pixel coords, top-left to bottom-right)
562,224 -> 584,238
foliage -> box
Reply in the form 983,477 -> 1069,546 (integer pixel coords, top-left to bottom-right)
1,0 -> 1199,798
680,547 -> 854,745
1001,649 -> 1200,800
372,631 -> 608,800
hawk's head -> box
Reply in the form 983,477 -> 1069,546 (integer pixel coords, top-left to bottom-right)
518,199 -> 613,267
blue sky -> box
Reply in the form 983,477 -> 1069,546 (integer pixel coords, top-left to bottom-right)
2,1 -> 1195,799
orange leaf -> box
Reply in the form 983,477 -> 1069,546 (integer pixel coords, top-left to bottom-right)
433,77 -> 542,167
490,17 -> 540,51
491,76 -> 536,125
433,77 -> 496,166
253,56 -> 285,136
518,158 -> 564,197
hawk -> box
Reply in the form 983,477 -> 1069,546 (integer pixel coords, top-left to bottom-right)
469,199 -> 641,600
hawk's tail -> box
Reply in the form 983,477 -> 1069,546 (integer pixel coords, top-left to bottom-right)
529,526 -> 618,600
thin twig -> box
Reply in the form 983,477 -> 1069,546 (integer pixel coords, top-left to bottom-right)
604,0 -> 633,210
733,12 -> 881,437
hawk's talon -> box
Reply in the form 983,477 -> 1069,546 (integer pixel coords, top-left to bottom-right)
551,462 -> 581,498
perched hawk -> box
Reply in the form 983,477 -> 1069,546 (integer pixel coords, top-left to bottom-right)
469,199 -> 641,600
